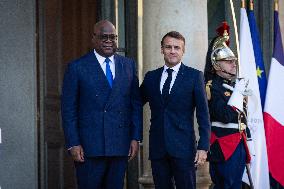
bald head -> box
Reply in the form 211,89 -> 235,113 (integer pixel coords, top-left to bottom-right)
94,20 -> 116,34
92,20 -> 117,57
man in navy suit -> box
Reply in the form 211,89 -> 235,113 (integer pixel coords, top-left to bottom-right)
61,20 -> 142,189
140,31 -> 211,189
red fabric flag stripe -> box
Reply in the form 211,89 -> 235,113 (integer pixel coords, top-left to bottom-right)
264,112 -> 284,186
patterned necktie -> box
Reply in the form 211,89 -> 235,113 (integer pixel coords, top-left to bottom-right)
105,57 -> 113,87
162,68 -> 173,100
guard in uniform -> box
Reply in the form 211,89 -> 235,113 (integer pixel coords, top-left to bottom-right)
204,22 -> 251,189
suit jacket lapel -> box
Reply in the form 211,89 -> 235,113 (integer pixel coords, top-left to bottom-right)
167,63 -> 185,102
155,67 -> 165,105
105,54 -> 122,108
88,52 -> 110,88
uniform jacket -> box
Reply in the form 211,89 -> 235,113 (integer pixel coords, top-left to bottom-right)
140,63 -> 211,160
207,74 -> 249,162
61,51 -> 142,157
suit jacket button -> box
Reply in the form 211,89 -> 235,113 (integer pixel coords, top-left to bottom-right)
104,110 -> 107,113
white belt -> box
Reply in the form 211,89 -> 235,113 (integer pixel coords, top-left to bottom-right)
212,122 -> 239,129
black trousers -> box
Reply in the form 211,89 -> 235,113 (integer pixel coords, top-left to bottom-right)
151,154 -> 196,189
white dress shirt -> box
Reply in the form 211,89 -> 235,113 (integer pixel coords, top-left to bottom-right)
160,63 -> 181,94
94,49 -> 115,79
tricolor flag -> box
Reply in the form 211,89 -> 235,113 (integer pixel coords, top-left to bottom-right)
264,8 -> 284,187
240,6 -> 270,189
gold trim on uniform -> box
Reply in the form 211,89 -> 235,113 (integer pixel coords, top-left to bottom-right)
224,91 -> 231,97
206,80 -> 212,100
240,123 -> 246,131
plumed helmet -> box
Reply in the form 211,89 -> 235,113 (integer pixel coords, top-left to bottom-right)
211,22 -> 237,67
204,21 -> 237,81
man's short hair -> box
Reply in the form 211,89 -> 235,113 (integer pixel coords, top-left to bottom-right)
161,31 -> 186,47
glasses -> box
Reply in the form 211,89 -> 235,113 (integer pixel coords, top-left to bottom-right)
94,33 -> 118,41
222,60 -> 237,64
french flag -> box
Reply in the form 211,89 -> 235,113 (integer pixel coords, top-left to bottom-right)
264,10 -> 284,187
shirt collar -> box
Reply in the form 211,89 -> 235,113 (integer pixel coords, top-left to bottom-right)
93,49 -> 114,65
163,62 -> 182,73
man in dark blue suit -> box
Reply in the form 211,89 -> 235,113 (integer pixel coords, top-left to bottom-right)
61,20 -> 142,189
140,31 -> 211,189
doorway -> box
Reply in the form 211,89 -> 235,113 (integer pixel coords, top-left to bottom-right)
37,0 -> 139,188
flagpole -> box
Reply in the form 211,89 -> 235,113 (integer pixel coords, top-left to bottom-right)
229,0 -> 241,77
249,0 -> 253,11
275,0 -> 279,11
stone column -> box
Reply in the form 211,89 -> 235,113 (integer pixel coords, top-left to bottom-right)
138,1 -> 211,188
0,0 -> 37,188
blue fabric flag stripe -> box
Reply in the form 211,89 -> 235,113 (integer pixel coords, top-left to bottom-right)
248,9 -> 267,109
273,11 -> 284,65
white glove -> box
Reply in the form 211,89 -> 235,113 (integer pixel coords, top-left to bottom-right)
227,78 -> 248,112
234,78 -> 248,94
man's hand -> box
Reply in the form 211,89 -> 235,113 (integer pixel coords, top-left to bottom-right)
128,140 -> 139,161
69,145 -> 84,162
194,150 -> 207,167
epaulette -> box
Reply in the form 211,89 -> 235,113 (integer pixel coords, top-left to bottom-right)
205,80 -> 212,100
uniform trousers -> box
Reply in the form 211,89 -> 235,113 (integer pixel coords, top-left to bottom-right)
209,141 -> 246,189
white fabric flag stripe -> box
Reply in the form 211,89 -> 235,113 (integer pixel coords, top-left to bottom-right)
240,8 -> 270,188
264,58 -> 284,124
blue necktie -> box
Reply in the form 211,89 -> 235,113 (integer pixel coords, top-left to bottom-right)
105,57 -> 113,87
162,68 -> 173,101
